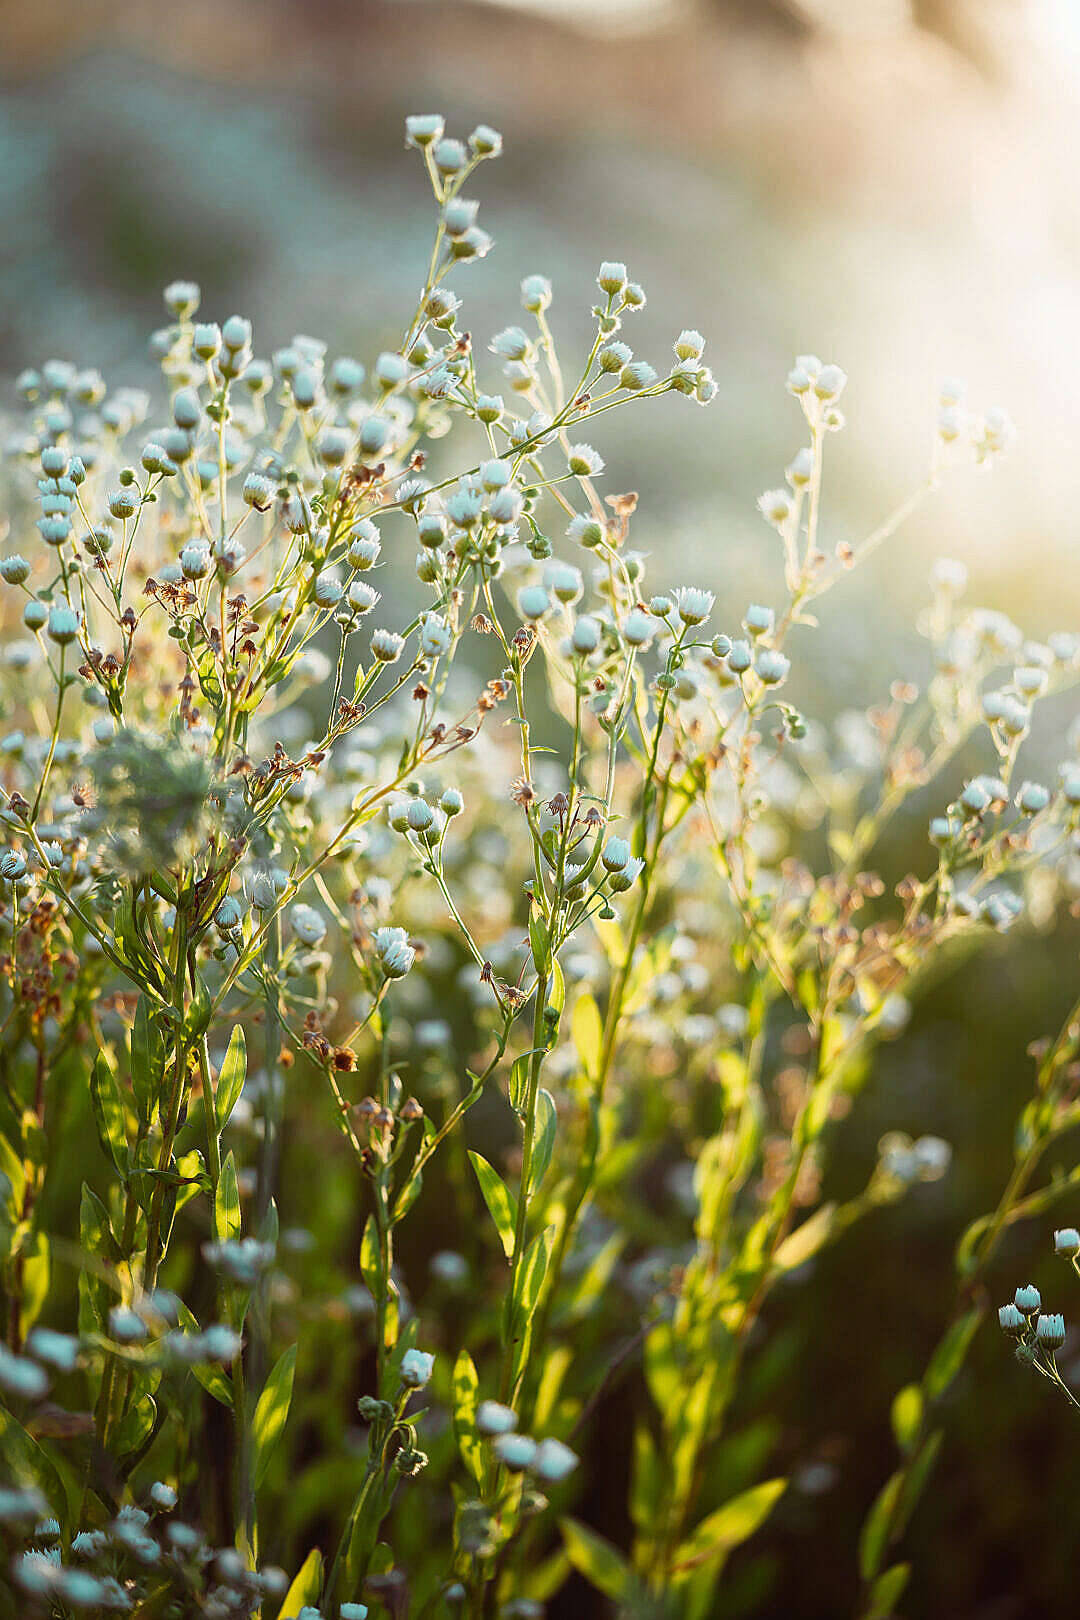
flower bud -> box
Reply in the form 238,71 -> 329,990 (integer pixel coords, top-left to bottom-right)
47,605 -> 79,645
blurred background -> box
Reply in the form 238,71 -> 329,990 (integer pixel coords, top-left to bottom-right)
3,1 -> 1080,1614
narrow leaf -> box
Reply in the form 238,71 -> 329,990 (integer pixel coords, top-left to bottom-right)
560,1518 -> 633,1602
866,1562 -> 911,1619
216,1024 -> 247,1132
924,1309 -> 980,1401
468,1151 -> 517,1261
276,1547 -> 323,1619
890,1385 -> 923,1454
673,1479 -> 787,1573
91,1053 -> 128,1176
451,1348 -> 484,1487
528,1089 -> 557,1196
215,1151 -> 241,1244
253,1344 -> 297,1488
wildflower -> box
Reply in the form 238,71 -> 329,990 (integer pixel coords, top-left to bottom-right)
673,329 -> 705,361
674,587 -> 714,627
47,605 -> 79,645
620,360 -> 658,391
544,562 -> 583,604
149,1482 -> 178,1511
531,1438 -> 579,1482
1054,1228 -> 1080,1257
0,554 -> 30,584
521,274 -> 552,312
400,1348 -> 435,1388
758,489 -> 793,527
0,850 -> 27,882
313,572 -> 344,609
998,1303 -> 1025,1334
25,1328 -> 79,1372
518,585 -> 551,622
756,649 -> 791,686
0,1344 -> 49,1397
745,603 -> 775,637
572,615 -> 601,654
1036,1314 -> 1066,1351
291,904 -> 327,946
597,261 -> 627,295
349,524 -> 382,569
371,628 -> 405,663
960,780 -> 992,816
1017,781 -> 1050,815
567,444 -> 604,478
1015,1284 -> 1041,1315
348,581 -> 381,615
109,1305 -> 148,1343
375,927 -> 415,979
567,514 -> 603,548
420,616 -> 453,657
405,114 -> 445,149
242,471 -> 275,510
602,837 -> 631,872
469,123 -> 503,156
623,609 -> 654,647
814,363 -> 847,401
180,542 -> 211,580
38,516 -> 72,546
608,856 -> 644,893
477,1400 -> 517,1434
440,787 -> 464,816
598,341 -> 633,374
493,1433 -> 537,1471
491,327 -> 530,361
406,800 -> 435,834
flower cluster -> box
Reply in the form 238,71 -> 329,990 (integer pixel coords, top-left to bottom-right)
0,110 -> 1075,1620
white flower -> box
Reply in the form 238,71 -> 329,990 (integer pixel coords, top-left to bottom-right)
291,904 -> 327,946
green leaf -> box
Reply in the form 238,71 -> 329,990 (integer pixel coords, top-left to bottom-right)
113,1393 -> 157,1457
131,996 -> 164,1126
630,1422 -> 662,1536
547,957 -> 565,1018
177,1305 -> 233,1407
893,1430 -> 943,1539
673,1479 -> 787,1574
78,1183 -> 121,1336
859,1470 -> 903,1582
91,1052 -> 128,1176
528,1089 -> 557,1196
890,1385 -> 923,1454
451,1348 -> 484,1488
360,1214 -> 380,1297
571,992 -> 604,1081
276,1547 -> 323,1619
773,1204 -> 835,1271
215,1151 -> 241,1244
184,974 -> 212,1039
20,1231 -> 50,1337
866,1562 -> 911,1618
510,1226 -> 555,1391
468,1151 -> 517,1261
560,1518 -> 634,1602
508,1053 -> 532,1117
529,909 -> 550,973
924,1309 -> 981,1401
0,1407 -> 68,1524
253,1344 -> 297,1489
513,1224 -> 553,1321
216,1024 -> 247,1132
